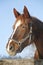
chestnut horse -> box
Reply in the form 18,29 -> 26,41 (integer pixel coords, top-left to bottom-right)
6,6 -> 43,59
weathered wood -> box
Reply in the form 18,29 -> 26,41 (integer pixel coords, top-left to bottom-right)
0,59 -> 43,65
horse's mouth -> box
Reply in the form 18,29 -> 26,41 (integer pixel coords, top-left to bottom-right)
6,49 -> 17,56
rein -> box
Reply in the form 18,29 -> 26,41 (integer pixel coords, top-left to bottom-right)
9,21 -> 33,46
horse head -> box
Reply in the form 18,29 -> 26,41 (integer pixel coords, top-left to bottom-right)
6,6 -> 36,56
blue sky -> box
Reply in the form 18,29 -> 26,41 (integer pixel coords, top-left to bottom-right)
0,0 -> 43,56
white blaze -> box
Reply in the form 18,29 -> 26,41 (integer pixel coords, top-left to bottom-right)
15,20 -> 22,31
11,20 -> 22,38
7,20 -> 22,51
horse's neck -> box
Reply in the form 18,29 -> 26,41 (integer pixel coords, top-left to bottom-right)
32,17 -> 43,46
34,35 -> 43,58
32,17 -> 43,31
33,18 -> 43,58
34,20 -> 43,41
32,17 -> 43,40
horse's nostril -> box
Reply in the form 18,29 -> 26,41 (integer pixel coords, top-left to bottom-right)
9,46 -> 13,50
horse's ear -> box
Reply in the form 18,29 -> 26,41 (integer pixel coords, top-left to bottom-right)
23,6 -> 30,18
13,8 -> 20,18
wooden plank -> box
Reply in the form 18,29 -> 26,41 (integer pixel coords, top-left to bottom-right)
0,59 -> 43,65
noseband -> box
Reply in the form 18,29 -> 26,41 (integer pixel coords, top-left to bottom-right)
8,21 -> 33,52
